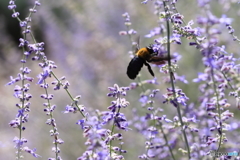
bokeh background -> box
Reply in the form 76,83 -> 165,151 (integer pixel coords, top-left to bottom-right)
0,0 -> 240,159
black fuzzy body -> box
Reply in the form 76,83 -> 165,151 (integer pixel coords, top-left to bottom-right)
127,56 -> 154,79
127,46 -> 159,80
127,56 -> 145,79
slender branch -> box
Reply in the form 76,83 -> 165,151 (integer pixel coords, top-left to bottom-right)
163,2 -> 191,159
159,122 -> 176,160
51,72 -> 85,117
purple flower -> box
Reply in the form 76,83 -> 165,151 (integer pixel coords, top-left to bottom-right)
145,26 -> 164,38
37,67 -> 51,84
193,72 -> 208,82
13,137 -> 24,148
17,109 -> 25,117
163,88 -> 189,107
23,147 -> 41,158
172,34 -> 182,45
64,105 -> 77,113
114,113 -> 129,130
102,111 -> 114,124
76,119 -> 85,130
139,95 -> 148,106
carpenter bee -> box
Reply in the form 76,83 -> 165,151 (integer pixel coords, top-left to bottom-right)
127,44 -> 170,80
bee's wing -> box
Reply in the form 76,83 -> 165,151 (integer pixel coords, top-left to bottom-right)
132,35 -> 140,54
136,35 -> 140,51
149,56 -> 170,62
148,56 -> 171,65
127,56 -> 144,79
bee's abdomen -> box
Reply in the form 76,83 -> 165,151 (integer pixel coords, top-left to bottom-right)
127,56 -> 145,79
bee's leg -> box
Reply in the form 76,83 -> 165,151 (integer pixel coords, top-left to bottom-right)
148,56 -> 170,62
144,62 -> 155,77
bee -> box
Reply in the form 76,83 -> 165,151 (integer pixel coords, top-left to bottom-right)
127,44 -> 170,80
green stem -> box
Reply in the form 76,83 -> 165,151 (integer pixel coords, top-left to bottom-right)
51,72 -> 85,117
43,79 -> 59,159
12,3 -> 39,158
163,2 -> 191,159
109,94 -> 121,158
221,72 -> 234,90
159,122 -> 176,160
208,53 -> 222,160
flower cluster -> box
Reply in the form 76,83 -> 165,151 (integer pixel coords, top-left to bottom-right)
76,84 -> 129,159
5,0 -> 240,160
7,0 -> 76,159
7,0 -> 42,158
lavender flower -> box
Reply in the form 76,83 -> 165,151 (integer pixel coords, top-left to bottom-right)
5,0 -> 240,160
76,84 -> 129,159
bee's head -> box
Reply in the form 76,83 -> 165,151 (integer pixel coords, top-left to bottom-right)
146,44 -> 157,56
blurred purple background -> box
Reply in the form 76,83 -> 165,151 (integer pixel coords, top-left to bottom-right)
1,0 -> 240,159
